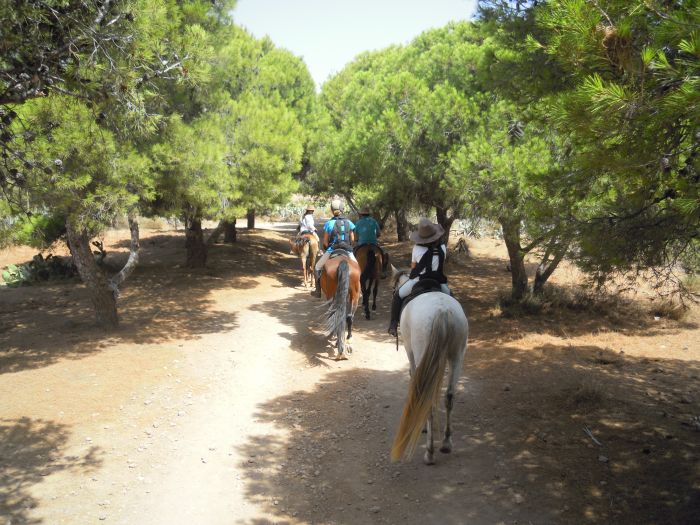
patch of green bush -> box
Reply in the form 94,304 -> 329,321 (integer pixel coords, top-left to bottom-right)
1,253 -> 76,287
13,214 -> 66,249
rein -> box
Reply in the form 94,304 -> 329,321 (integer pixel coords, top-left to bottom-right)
392,271 -> 409,352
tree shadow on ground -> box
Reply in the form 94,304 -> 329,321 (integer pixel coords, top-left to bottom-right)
0,228 -> 300,375
0,417 -> 103,524
235,345 -> 700,525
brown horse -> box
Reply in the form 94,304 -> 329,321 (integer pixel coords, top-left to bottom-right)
354,244 -> 388,320
319,255 -> 361,359
289,233 -> 319,287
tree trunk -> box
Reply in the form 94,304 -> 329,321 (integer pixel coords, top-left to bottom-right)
395,209 -> 409,242
66,220 -> 119,328
110,211 -> 140,293
342,193 -> 359,216
435,206 -> 455,245
223,219 -> 237,243
246,209 -> 255,229
208,220 -> 224,244
378,209 -> 391,230
185,217 -> 207,268
499,218 -> 528,300
533,240 -> 569,295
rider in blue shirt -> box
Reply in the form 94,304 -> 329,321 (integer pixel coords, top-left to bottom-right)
313,198 -> 356,297
353,205 -> 388,277
354,206 -> 380,246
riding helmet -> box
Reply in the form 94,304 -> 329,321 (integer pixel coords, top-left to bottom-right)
330,198 -> 344,213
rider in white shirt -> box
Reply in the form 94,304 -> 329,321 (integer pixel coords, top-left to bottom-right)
297,205 -> 320,244
388,218 -> 450,336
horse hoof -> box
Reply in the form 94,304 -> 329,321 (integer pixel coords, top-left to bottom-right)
365,313 -> 370,320
423,451 -> 435,465
440,442 -> 452,454
372,305 -> 376,311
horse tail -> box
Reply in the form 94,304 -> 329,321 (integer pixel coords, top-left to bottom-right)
325,259 -> 349,348
361,248 -> 376,281
391,310 -> 452,462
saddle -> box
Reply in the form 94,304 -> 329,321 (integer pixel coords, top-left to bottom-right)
400,278 -> 446,314
329,247 -> 351,259
353,242 -> 380,254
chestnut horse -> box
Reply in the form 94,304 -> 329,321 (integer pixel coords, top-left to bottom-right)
289,233 -> 318,287
319,254 -> 361,359
354,244 -> 387,319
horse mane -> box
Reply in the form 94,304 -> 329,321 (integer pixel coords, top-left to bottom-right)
392,268 -> 411,290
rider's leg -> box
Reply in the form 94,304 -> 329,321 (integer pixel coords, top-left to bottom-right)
441,283 -> 451,295
313,251 -> 329,297
388,278 -> 416,336
399,278 -> 417,299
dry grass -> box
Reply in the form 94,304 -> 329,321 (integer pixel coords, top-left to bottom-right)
496,283 -> 660,321
650,298 -> 688,321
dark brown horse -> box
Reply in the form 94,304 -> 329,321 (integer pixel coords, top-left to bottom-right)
319,255 -> 361,359
354,244 -> 387,320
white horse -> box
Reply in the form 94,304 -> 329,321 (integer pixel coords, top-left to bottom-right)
390,267 -> 469,465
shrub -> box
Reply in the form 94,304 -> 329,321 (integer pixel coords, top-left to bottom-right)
1,254 -> 76,286
13,213 -> 66,248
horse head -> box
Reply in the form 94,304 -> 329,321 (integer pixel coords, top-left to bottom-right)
390,264 -> 411,291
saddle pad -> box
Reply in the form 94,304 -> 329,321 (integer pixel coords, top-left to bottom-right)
400,278 -> 445,314
329,248 -> 351,259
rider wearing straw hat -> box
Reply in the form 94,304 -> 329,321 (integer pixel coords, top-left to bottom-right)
387,217 -> 450,336
296,204 -> 320,244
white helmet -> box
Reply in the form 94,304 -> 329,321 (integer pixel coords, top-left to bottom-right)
330,198 -> 344,213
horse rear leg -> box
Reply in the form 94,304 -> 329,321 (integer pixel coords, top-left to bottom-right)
440,355 -> 464,454
360,275 -> 370,319
371,278 -> 378,311
424,409 -> 435,465
345,315 -> 353,355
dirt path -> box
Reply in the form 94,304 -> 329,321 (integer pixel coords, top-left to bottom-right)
1,224 -> 699,524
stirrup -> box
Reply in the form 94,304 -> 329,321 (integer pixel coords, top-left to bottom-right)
312,277 -> 321,297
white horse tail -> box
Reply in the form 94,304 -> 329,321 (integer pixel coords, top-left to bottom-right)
326,259 -> 349,349
391,310 -> 451,462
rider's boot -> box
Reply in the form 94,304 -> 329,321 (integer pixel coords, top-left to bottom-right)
387,292 -> 402,337
312,270 -> 322,297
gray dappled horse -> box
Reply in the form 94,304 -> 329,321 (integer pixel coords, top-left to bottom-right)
390,267 -> 469,465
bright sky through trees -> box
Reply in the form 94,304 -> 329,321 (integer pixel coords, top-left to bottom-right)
232,0 -> 477,88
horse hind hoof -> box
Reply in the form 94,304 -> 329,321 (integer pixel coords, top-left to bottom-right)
439,442 -> 452,454
423,451 -> 436,465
